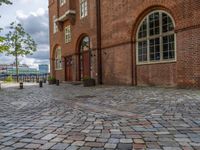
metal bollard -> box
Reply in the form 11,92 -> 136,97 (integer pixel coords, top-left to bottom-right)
56,80 -> 59,86
43,79 -> 46,83
19,82 -> 23,89
39,81 -> 43,88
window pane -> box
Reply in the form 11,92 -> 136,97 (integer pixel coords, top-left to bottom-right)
163,35 -> 175,59
55,48 -> 62,69
149,38 -> 160,61
149,12 -> 160,36
138,41 -> 147,62
138,19 -> 147,39
80,0 -> 88,18
162,13 -> 174,33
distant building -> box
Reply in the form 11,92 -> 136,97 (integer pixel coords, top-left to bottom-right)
39,64 -> 49,74
0,64 -> 39,75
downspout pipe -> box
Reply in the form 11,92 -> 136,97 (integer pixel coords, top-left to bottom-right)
96,0 -> 102,84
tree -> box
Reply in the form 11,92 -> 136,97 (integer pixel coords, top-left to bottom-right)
0,35 -> 9,53
0,0 -> 12,52
0,0 -> 12,6
5,22 -> 37,82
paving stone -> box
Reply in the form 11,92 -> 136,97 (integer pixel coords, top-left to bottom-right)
51,137 -> 64,142
134,143 -> 147,149
63,139 -> 74,144
1,147 -> 15,150
72,141 -> 85,146
68,135 -> 85,141
25,143 -> 41,149
108,138 -> 120,144
1,83 -> 200,150
104,143 -> 117,149
96,138 -> 108,143
190,138 -> 200,143
85,142 -> 105,147
65,145 -> 79,150
50,143 -> 69,150
120,138 -> 133,143
39,142 -> 56,149
117,143 -> 132,150
163,147 -> 182,150
42,134 -> 57,140
2,141 -> 15,146
85,137 -> 96,142
79,147 -> 91,150
12,142 -> 27,148
20,138 -> 33,143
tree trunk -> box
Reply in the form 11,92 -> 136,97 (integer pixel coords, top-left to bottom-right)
15,53 -> 19,82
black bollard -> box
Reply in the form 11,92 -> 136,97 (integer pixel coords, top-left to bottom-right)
39,81 -> 43,88
56,80 -> 59,86
20,82 -> 23,89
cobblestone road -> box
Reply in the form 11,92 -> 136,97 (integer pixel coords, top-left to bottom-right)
0,83 -> 200,150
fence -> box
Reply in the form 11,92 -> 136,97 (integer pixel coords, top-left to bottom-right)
0,74 -> 49,82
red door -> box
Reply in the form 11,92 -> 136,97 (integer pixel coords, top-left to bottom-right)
82,51 -> 90,78
65,56 -> 73,81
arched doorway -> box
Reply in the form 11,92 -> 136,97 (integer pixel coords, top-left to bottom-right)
79,36 -> 91,80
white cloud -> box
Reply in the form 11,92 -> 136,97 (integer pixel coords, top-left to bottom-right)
16,10 -> 28,19
0,0 -> 49,69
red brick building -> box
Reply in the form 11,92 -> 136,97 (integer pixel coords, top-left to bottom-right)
49,0 -> 200,88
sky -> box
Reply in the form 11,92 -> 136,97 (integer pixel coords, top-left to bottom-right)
0,0 -> 49,69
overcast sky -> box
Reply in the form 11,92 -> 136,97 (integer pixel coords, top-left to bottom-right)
0,0 -> 49,69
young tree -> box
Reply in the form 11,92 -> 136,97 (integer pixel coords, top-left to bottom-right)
5,22 -> 37,82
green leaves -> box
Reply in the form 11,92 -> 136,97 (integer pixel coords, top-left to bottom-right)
0,36 -> 9,53
5,22 -> 37,57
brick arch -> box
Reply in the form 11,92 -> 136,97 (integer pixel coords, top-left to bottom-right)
130,5 -> 177,86
75,33 -> 90,54
51,44 -> 61,77
51,44 -> 61,60
131,5 -> 176,42
75,33 -> 91,81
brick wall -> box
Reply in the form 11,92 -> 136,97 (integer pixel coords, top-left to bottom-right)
49,0 -> 200,88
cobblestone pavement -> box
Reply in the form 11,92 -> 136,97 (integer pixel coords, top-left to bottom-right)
0,83 -> 200,150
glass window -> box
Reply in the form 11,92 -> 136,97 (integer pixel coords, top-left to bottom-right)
80,36 -> 90,52
138,41 -> 147,62
65,26 -> 72,43
80,0 -> 88,18
60,0 -> 66,6
53,16 -> 58,34
55,47 -> 62,70
137,11 -> 175,64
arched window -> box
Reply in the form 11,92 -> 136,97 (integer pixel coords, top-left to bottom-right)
55,47 -> 62,70
79,36 -> 90,80
137,10 -> 175,64
80,36 -> 90,52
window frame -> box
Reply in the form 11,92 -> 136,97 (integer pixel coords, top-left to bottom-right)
80,0 -> 88,19
136,10 -> 176,65
55,47 -> 62,70
59,0 -> 66,7
65,25 -> 72,44
53,15 -> 58,34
